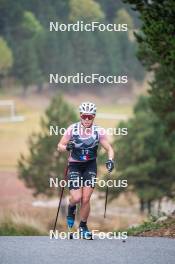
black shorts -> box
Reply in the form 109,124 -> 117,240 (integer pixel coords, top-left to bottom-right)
67,159 -> 97,190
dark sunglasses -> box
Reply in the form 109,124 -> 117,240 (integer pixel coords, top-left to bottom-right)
80,114 -> 95,120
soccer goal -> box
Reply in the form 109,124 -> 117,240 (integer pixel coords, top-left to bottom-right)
0,100 -> 25,123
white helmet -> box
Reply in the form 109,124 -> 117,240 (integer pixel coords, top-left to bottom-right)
79,102 -> 97,115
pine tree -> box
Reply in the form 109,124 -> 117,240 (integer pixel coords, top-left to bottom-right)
123,0 -> 175,133
112,96 -> 175,213
0,37 -> 13,87
18,95 -> 78,196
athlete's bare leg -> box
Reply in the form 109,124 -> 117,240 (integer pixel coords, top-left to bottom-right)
80,186 -> 94,221
69,188 -> 82,205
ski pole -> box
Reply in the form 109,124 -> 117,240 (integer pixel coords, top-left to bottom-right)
104,171 -> 111,218
52,164 -> 68,234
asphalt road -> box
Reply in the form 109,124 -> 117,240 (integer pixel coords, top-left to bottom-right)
0,236 -> 175,264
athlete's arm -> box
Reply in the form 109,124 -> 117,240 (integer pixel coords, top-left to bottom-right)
100,138 -> 115,172
100,138 -> 114,160
57,126 -> 72,152
57,134 -> 70,152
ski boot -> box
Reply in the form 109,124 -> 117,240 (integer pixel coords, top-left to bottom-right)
79,223 -> 93,240
66,205 -> 76,239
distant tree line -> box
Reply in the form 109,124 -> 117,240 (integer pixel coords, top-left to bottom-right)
0,0 -> 144,93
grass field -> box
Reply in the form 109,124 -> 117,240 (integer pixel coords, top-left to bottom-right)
0,100 -> 42,170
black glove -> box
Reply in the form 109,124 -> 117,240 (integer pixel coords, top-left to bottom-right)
106,159 -> 114,172
66,140 -> 75,151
